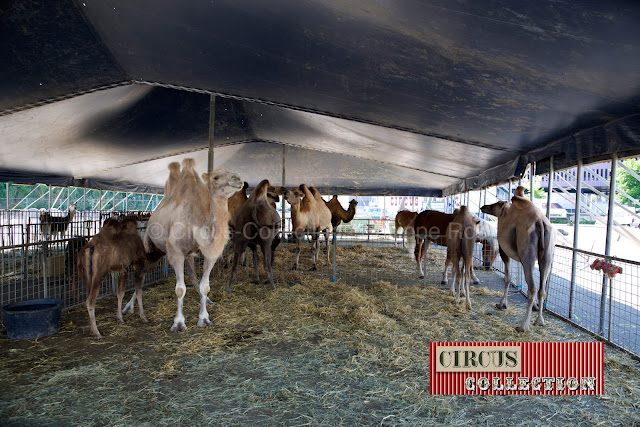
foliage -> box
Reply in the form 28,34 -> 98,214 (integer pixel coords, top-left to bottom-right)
617,159 -> 640,207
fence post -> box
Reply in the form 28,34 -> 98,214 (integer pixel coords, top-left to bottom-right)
569,159 -> 583,320
331,230 -> 337,282
42,240 -> 48,299
5,182 -> 9,210
546,156 -> 554,219
599,153 -> 618,335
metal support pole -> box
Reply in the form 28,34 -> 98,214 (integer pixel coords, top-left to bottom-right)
42,240 -> 48,298
332,231 -> 337,282
208,94 -> 216,173
281,144 -> 286,234
569,159 -> 583,320
83,185 -> 87,211
99,190 -> 103,211
5,182 -> 9,210
508,181 -> 512,200
530,163 -> 534,201
546,156 -> 554,219
48,185 -> 51,209
599,153 -> 618,335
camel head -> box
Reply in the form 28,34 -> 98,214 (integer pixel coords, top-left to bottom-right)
202,168 -> 243,199
285,188 -> 304,206
349,199 -> 358,208
480,201 -> 509,218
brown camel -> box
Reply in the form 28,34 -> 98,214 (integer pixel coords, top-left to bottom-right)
78,216 -> 163,339
285,184 -> 332,270
445,206 -> 479,310
480,185 -> 557,332
228,181 -> 249,225
325,195 -> 358,230
227,180 -> 281,292
394,210 -> 418,247
144,158 -> 243,332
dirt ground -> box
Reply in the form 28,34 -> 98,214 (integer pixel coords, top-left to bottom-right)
1,244 -> 639,426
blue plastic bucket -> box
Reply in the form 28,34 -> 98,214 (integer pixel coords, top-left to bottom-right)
2,298 -> 62,340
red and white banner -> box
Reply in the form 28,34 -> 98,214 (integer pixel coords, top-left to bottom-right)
429,342 -> 603,395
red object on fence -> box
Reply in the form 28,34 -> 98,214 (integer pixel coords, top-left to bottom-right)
590,258 -> 623,278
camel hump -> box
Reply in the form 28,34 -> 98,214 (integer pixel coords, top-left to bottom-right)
510,196 -> 530,209
514,185 -> 526,197
182,158 -> 196,169
250,180 -> 271,199
168,162 -> 180,172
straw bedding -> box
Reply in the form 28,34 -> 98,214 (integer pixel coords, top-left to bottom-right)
1,243 -> 639,425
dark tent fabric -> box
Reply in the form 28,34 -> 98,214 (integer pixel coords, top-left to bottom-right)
2,0 -> 640,195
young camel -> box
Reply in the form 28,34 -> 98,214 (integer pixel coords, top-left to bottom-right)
394,210 -> 418,247
445,206 -> 479,310
324,195 -> 358,230
78,216 -> 163,339
144,158 -> 243,332
227,180 -> 281,292
480,185 -> 557,332
285,184 -> 332,271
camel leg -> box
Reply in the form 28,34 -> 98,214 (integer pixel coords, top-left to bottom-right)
496,248 -> 510,309
292,231 -> 302,270
394,222 -> 398,247
516,264 -> 537,333
324,229 -> 330,266
309,233 -> 319,271
167,246 -> 187,332
534,256 -> 553,327
470,265 -> 480,285
135,269 -> 148,323
451,255 -> 461,301
226,238 -> 247,293
414,238 -> 424,278
402,228 -> 407,248
123,291 -> 137,316
464,257 -> 473,310
86,276 -> 103,339
252,245 -> 260,284
196,255 -> 216,328
441,248 -> 451,285
116,273 -> 126,324
261,240 -> 276,290
185,257 -> 213,304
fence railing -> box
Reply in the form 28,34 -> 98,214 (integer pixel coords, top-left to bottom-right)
2,210 -> 639,359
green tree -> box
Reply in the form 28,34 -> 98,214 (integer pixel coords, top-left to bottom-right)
617,159 -> 640,206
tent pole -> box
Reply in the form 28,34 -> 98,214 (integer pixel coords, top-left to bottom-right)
599,153 -> 618,335
569,159 -> 583,320
530,163 -> 534,201
208,94 -> 216,173
281,144 -> 286,233
546,156 -> 554,219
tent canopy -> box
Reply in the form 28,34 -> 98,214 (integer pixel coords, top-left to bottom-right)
2,0 -> 640,196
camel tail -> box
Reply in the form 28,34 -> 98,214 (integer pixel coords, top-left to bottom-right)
536,220 -> 546,258
406,223 -> 416,257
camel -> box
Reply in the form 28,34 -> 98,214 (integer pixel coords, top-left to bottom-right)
285,184 -> 332,271
480,185 -> 557,332
394,210 -> 418,247
440,217 -> 498,285
78,216 -> 163,339
228,181 -> 249,225
144,158 -> 243,332
227,179 -> 281,292
324,195 -> 358,230
40,202 -> 77,241
445,206 -> 479,310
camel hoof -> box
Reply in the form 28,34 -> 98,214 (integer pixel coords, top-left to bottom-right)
466,304 -> 473,311
418,275 -> 424,280
197,318 -> 211,328
170,322 -> 187,332
309,266 -> 318,272
252,279 -> 260,285
472,280 -> 480,285
448,290 -> 455,297
515,325 -> 528,333
117,318 -> 125,324
140,316 -> 149,324
441,280 -> 448,285
94,334 -> 104,340
224,286 -> 232,293
291,265 -> 298,271
496,303 -> 507,310
534,318 -> 546,327
122,304 -> 133,315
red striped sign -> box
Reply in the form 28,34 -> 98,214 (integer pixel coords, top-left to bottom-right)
429,342 -> 603,395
